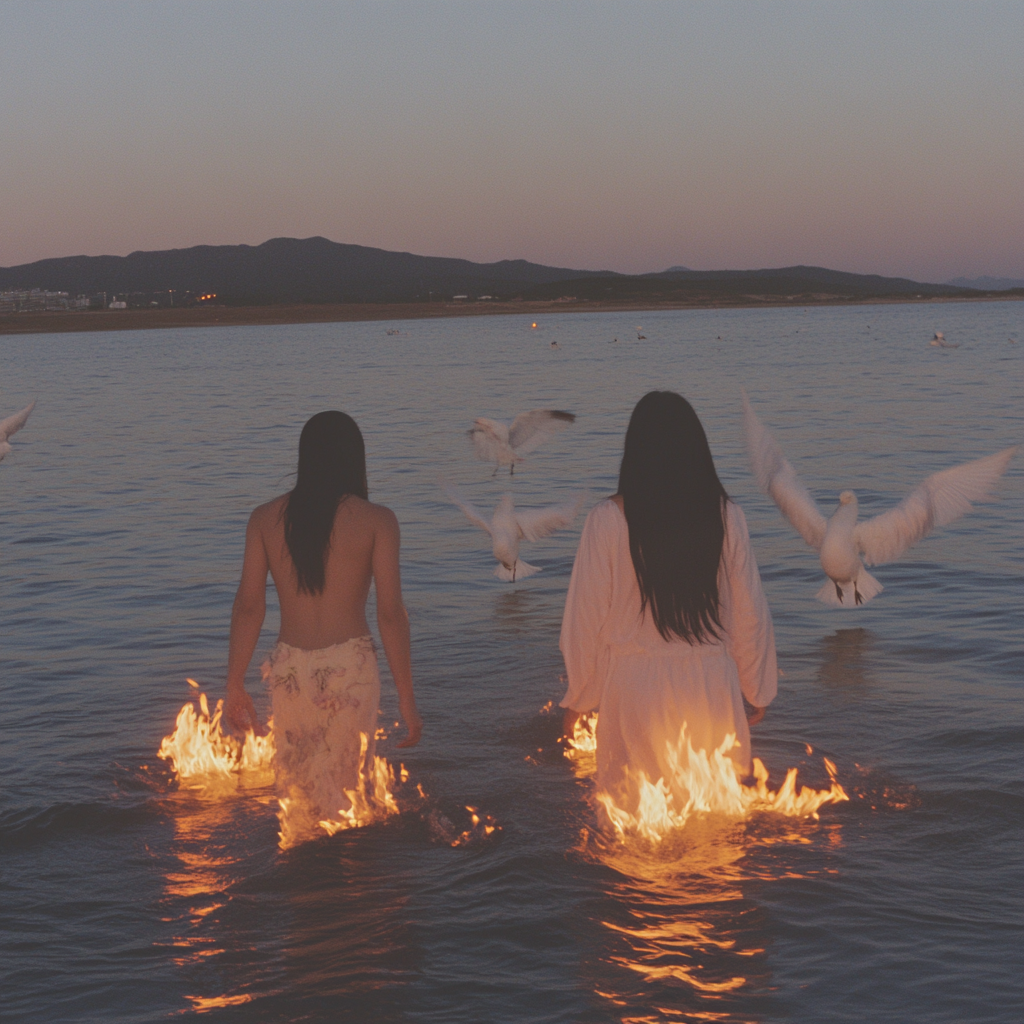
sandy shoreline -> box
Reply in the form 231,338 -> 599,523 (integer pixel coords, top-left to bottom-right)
0,294 -> 1018,336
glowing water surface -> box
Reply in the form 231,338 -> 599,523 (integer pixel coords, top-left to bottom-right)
1,301 -> 1021,1022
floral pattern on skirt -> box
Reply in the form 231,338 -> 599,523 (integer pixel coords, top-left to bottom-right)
262,635 -> 380,847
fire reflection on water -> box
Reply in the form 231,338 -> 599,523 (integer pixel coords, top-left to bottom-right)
157,758 -> 419,1016
158,788 -> 275,1012
156,683 -> 418,1013
564,713 -> 847,1021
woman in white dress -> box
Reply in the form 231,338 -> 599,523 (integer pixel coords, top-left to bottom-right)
559,391 -> 777,818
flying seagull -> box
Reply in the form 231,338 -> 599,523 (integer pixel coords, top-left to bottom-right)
468,409 -> 576,475
742,391 -> 1017,606
444,487 -> 584,582
0,400 -> 35,461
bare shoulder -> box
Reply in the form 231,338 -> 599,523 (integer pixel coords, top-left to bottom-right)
367,499 -> 400,535
338,496 -> 399,535
250,494 -> 288,530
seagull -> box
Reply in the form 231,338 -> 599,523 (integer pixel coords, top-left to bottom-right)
930,331 -> 960,349
0,400 -> 35,461
742,391 -> 1017,607
444,488 -> 584,581
636,327 -> 646,340
550,340 -> 559,350
468,409 -> 576,475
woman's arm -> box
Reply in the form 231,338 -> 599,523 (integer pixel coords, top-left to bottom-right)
722,503 -> 778,716
559,501 -> 615,734
224,508 -> 269,735
372,508 -> 422,749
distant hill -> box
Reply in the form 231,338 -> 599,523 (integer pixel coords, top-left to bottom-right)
519,264 -> 976,302
946,275 -> 1024,291
0,236 -> 991,306
0,237 -> 614,305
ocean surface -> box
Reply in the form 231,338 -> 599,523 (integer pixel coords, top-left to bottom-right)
1,301 -> 1021,1023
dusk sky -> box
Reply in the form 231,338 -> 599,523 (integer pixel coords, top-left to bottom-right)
2,0 -> 1021,282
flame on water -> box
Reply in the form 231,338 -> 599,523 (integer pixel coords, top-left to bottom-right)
567,711 -> 598,755
560,714 -> 850,1014
563,710 -> 599,778
450,805 -> 499,847
564,713 -> 847,843
159,683 -> 408,849
313,732 -> 401,842
185,993 -> 256,1012
157,683 -> 275,789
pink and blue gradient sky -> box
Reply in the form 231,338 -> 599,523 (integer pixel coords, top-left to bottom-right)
2,0 -> 1021,282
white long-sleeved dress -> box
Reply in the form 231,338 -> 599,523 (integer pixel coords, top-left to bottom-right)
559,499 -> 777,810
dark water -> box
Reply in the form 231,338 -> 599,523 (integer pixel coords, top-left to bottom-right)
1,302 -> 1021,1023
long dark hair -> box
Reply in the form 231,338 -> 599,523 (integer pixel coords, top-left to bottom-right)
284,411 -> 368,595
618,391 -> 728,643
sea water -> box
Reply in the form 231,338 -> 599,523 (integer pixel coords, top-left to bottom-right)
1,301 -> 1021,1023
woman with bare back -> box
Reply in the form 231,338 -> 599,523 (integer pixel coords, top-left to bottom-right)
223,411 -> 422,845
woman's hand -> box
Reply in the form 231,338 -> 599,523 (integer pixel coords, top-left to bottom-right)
562,708 -> 581,739
745,702 -> 766,727
224,684 -> 262,736
396,701 -> 423,749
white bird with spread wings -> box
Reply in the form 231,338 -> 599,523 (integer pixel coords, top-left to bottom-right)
445,487 -> 584,582
468,409 -> 576,475
1,400 -> 35,461
742,391 -> 1017,607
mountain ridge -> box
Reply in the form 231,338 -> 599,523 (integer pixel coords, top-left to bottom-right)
0,235 -> 1004,305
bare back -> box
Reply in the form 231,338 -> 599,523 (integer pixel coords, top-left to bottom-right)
251,493 -> 398,650
224,441 -> 420,748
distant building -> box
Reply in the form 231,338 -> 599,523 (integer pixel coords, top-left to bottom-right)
0,288 -> 72,313
108,300 -> 127,309
452,295 -> 468,301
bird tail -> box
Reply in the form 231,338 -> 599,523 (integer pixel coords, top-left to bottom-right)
493,560 -> 541,582
815,570 -> 883,608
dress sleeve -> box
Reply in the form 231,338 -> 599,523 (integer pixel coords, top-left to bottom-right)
720,502 -> 778,708
559,503 -> 616,713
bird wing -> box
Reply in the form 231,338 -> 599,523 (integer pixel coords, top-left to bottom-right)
0,399 -> 36,442
515,494 -> 584,542
468,418 -> 509,463
854,446 -> 1018,566
507,409 -> 576,456
742,390 -> 827,549
442,484 -> 493,535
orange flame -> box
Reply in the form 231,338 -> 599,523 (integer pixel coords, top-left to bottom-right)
450,805 -> 499,847
159,684 -> 406,848
563,711 -> 598,778
566,714 -> 847,843
157,688 -> 274,789
314,732 -> 401,842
